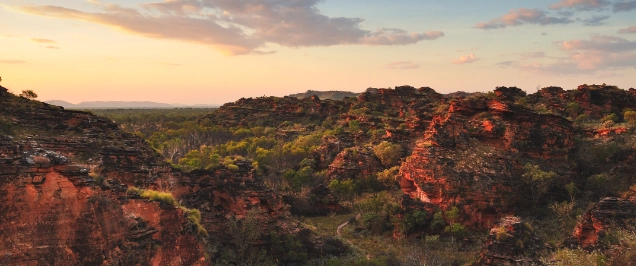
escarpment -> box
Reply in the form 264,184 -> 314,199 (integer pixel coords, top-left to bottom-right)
399,94 -> 574,229
3,82 -> 636,264
0,86 -> 314,265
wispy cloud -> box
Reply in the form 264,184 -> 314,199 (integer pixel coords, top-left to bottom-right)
619,26 -> 636,34
550,0 -> 610,11
582,15 -> 609,26
519,51 -> 546,59
497,60 -> 518,66
361,29 -> 444,45
45,46 -> 60,49
474,8 -> 572,29
13,1 -> 444,55
509,35 -> 636,75
31,38 -> 56,43
560,35 -> 636,52
613,1 -> 636,12
0,60 -> 26,64
251,50 -> 276,55
386,61 -> 420,70
452,54 -> 479,64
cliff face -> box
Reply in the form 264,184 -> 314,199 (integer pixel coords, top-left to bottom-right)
565,197 -> 636,249
399,95 -> 574,229
0,87 -> 298,265
0,140 -> 206,265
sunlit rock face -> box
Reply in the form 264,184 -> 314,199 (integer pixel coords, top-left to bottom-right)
0,146 -> 206,265
0,88 -> 296,265
565,197 -> 636,249
399,95 -> 573,229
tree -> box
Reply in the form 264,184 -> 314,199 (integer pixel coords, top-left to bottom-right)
221,209 -> 270,265
373,141 -> 402,167
329,179 -> 356,206
376,166 -> 400,190
522,164 -> 557,206
565,182 -> 580,203
624,110 -> 636,127
20,90 -> 37,100
566,102 -> 580,118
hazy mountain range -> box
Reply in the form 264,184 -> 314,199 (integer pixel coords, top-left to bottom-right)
45,100 -> 219,109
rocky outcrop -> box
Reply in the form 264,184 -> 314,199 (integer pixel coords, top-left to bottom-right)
198,96 -> 349,128
0,144 -> 206,265
326,146 -> 384,181
565,197 -> 636,249
399,97 -> 574,229
0,87 -> 325,264
475,217 -> 549,266
525,84 -> 636,119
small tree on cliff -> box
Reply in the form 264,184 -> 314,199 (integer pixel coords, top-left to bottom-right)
522,163 -> 557,207
19,90 -> 37,100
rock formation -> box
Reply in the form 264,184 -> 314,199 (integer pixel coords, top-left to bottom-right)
565,197 -> 636,249
0,86 -> 338,265
475,216 -> 550,265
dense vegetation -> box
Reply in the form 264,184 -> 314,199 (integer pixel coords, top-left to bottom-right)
89,84 -> 636,265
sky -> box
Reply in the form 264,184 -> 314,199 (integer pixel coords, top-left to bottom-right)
0,0 -> 635,105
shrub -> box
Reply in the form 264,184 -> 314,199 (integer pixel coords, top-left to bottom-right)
601,113 -> 619,123
496,227 -> 509,241
141,190 -> 176,205
444,223 -> 467,237
226,164 -> 239,171
601,119 -> 615,129
180,207 -> 208,237
624,110 -> 636,126
130,187 -> 208,237
566,102 -> 580,118
574,114 -> 588,125
373,141 -> 402,167
431,211 -> 445,230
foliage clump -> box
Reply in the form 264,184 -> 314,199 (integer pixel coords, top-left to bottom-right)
372,141 -> 402,167
128,187 -> 208,237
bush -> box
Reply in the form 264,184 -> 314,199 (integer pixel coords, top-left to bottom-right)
19,90 -> 37,100
601,113 -> 619,123
129,187 -> 208,237
141,190 -> 176,205
373,141 -> 402,167
574,114 -> 588,125
180,206 -> 208,237
226,164 -> 239,171
496,227 -> 509,241
624,110 -> 636,126
601,119 -> 615,129
566,102 -> 580,118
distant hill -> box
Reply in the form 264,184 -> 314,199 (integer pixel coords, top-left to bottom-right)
287,90 -> 360,100
45,100 -> 217,109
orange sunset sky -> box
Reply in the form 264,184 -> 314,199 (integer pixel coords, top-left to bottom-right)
1,0 -> 635,105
